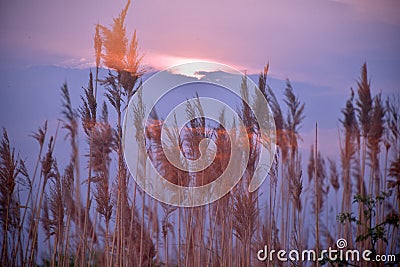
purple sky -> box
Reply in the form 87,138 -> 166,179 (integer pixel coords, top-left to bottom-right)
0,0 -> 399,92
1,2 -> 399,259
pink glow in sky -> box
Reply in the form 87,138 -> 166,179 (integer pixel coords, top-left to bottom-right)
0,0 -> 399,92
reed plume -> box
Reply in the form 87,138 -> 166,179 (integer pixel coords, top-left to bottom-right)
0,129 -> 28,265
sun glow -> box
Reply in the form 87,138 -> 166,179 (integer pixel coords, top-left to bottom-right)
143,53 -> 238,79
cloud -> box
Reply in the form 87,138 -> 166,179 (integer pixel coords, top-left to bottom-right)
56,58 -> 95,69
129,0 -> 400,89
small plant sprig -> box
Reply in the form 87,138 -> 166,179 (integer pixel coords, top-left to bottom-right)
328,193 -> 400,266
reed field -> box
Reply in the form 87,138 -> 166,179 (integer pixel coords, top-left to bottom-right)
0,1 -> 399,266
